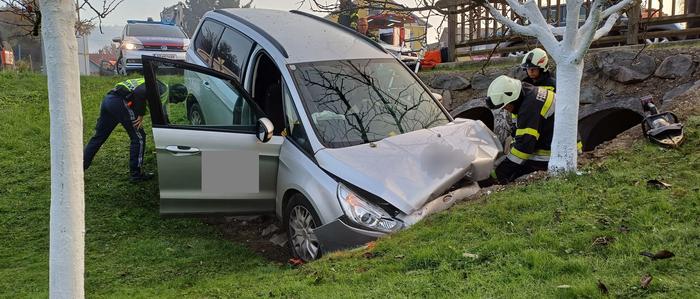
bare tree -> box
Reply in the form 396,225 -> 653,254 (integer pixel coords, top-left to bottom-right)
0,0 -> 124,36
477,0 -> 636,172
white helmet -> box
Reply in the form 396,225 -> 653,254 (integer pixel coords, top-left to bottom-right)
486,75 -> 522,109
521,48 -> 549,70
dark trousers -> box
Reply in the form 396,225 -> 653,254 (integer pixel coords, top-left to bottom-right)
84,94 -> 146,176
478,158 -> 548,187
494,159 -> 548,184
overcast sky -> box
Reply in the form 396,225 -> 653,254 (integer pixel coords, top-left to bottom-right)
86,0 -> 444,43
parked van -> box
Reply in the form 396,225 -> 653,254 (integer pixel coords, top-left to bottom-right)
142,9 -> 501,261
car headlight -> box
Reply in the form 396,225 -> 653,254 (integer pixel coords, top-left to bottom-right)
122,42 -> 143,50
337,184 -> 402,233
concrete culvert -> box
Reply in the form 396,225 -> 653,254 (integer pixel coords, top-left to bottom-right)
454,107 -> 495,130
578,108 -> 644,151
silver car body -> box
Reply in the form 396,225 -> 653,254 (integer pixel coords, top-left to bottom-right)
149,9 -> 501,255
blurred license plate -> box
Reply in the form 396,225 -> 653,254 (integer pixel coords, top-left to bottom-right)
154,54 -> 176,59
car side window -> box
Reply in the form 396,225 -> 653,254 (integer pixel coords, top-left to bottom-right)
193,20 -> 224,65
211,27 -> 254,81
282,83 -> 312,153
151,60 -> 258,132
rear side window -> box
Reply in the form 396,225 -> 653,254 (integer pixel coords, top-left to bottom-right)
211,27 -> 254,81
193,20 -> 224,65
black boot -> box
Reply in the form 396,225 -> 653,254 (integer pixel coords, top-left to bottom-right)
130,171 -> 155,183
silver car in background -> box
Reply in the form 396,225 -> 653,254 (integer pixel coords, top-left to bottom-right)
142,9 -> 501,261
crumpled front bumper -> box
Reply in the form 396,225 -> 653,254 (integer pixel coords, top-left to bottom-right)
314,182 -> 481,253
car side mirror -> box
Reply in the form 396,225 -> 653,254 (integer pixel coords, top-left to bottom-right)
257,117 -> 274,143
431,92 -> 443,102
112,37 -> 122,43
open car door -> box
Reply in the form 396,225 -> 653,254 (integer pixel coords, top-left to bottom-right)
142,56 -> 283,216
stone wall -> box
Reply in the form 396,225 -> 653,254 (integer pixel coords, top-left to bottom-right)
417,40 -> 700,150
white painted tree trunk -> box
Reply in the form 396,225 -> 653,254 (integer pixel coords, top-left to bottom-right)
548,61 -> 585,173
40,0 -> 85,298
482,0 -> 633,174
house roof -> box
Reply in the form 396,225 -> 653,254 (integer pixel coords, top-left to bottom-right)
88,53 -> 116,66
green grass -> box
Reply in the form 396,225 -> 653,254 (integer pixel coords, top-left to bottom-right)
1,71 -> 699,298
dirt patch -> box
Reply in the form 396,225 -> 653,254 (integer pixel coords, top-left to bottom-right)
202,216 -> 290,263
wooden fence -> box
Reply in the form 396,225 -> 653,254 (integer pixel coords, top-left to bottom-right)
445,0 -> 700,61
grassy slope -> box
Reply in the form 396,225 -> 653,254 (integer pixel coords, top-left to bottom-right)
1,72 -> 698,298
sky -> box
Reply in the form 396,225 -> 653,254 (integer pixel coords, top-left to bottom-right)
85,0 -> 445,51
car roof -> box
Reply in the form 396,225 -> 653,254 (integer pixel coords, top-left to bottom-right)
212,9 -> 392,64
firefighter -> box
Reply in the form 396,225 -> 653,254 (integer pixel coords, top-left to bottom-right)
482,75 -> 556,185
521,48 -> 556,92
83,78 -> 187,182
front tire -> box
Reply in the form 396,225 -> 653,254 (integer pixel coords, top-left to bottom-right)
188,102 -> 205,125
285,194 -> 322,261
116,57 -> 128,76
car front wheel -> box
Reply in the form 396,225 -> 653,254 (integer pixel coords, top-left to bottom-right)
188,102 -> 205,125
285,194 -> 322,261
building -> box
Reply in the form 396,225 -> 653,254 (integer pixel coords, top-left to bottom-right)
325,0 -> 430,51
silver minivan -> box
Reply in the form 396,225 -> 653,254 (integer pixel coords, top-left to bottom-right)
143,9 -> 501,261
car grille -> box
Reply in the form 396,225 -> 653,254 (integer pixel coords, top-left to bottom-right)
142,44 -> 184,52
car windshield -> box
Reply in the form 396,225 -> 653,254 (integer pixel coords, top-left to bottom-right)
127,24 -> 186,38
291,59 -> 450,148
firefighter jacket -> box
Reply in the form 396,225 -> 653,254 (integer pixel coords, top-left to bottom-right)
507,83 -> 555,164
522,70 -> 556,92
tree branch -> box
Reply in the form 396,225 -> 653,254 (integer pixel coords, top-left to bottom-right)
482,1 -> 535,36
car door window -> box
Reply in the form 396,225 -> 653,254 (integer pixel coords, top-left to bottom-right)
211,27 -> 254,81
145,58 -> 259,132
282,83 -> 312,154
193,19 -> 224,65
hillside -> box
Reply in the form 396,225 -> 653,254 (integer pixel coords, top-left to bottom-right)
1,72 -> 698,297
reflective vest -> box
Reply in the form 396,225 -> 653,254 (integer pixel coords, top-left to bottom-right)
114,78 -> 145,107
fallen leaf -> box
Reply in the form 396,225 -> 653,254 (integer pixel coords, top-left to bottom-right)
462,252 -> 479,259
362,252 -> 375,259
640,274 -> 653,289
288,258 -> 304,266
646,179 -> 672,189
640,250 -> 675,260
556,285 -> 571,289
597,280 -> 609,295
365,241 -> 377,250
592,236 -> 616,246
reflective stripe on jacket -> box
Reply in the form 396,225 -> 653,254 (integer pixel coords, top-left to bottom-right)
506,84 -> 556,164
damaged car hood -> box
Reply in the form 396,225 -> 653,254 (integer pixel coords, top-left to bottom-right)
315,118 -> 501,214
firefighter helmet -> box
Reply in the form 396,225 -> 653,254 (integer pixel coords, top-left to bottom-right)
521,48 -> 549,71
486,75 -> 522,109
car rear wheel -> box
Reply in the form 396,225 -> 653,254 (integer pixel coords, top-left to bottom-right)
188,102 -> 205,125
500,42 -> 527,58
644,36 -> 670,44
285,194 -> 322,261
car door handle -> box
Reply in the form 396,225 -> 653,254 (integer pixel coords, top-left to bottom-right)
202,80 -> 211,89
165,145 -> 200,155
